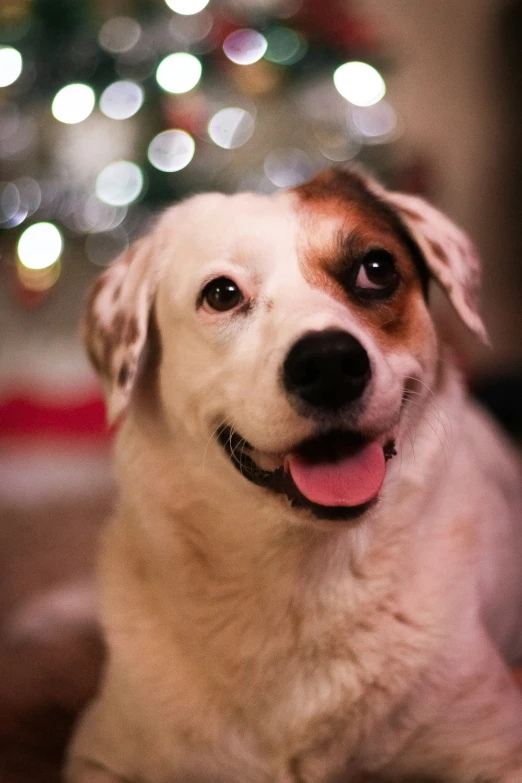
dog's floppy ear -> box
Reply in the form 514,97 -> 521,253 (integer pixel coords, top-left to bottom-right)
385,191 -> 489,344
84,237 -> 160,423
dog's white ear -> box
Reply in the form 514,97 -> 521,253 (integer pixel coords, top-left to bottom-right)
385,191 -> 489,344
84,238 -> 160,423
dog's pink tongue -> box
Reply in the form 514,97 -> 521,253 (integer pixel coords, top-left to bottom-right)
286,442 -> 385,507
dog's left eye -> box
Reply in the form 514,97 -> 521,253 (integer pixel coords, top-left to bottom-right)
201,277 -> 243,312
353,250 -> 399,298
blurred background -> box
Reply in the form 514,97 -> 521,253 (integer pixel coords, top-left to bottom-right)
1,0 -> 522,780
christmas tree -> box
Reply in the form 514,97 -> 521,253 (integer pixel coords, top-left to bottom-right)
0,0 -> 398,300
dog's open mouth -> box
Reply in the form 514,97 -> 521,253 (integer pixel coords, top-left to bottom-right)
217,426 -> 396,521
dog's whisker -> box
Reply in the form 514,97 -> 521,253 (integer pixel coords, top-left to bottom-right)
404,375 -> 437,399
203,417 -> 232,468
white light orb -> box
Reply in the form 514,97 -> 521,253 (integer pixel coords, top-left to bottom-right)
98,17 -> 141,54
0,182 -> 20,222
148,130 -> 195,172
96,161 -> 144,206
208,107 -> 255,150
333,61 -> 386,107
100,80 -> 144,120
165,0 -> 210,14
0,47 -> 23,88
17,222 -> 63,270
263,148 -> 314,188
52,84 -> 96,124
350,100 -> 398,143
223,29 -> 267,65
75,195 -> 127,233
156,52 -> 202,94
15,177 -> 42,215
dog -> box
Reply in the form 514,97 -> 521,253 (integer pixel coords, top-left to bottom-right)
66,168 -> 522,782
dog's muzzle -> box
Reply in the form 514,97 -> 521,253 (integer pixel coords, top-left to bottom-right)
217,425 -> 396,522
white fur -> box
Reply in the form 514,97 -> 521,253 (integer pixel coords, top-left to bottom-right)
67,178 -> 522,783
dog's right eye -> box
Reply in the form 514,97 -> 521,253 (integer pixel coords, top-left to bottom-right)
201,277 -> 243,312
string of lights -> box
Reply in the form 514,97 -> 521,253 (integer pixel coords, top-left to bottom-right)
0,0 -> 398,301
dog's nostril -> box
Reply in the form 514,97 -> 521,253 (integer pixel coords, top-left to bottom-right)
283,329 -> 371,411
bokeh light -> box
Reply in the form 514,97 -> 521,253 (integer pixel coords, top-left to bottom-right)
0,183 -> 20,223
350,100 -> 399,144
74,195 -> 127,233
333,61 -> 386,107
156,52 -> 202,94
148,130 -> 195,172
315,129 -> 361,162
100,81 -> 144,120
164,0 -> 210,14
264,27 -> 306,65
0,104 -> 36,160
207,107 -> 255,149
98,17 -> 141,54
52,84 -> 96,124
169,11 -> 213,45
223,29 -> 267,65
96,161 -> 144,206
17,222 -> 63,270
263,148 -> 314,188
15,177 -> 41,216
0,47 -> 23,87
0,181 -> 29,228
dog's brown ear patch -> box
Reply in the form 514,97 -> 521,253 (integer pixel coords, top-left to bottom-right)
383,191 -> 489,344
84,238 -> 160,423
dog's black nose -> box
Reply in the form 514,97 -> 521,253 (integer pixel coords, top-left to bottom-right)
283,329 -> 371,410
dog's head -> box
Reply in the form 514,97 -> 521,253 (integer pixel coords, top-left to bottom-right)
85,168 -> 486,524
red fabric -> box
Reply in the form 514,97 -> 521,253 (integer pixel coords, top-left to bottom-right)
0,394 -> 111,440
294,0 -> 379,53
210,1 -> 380,56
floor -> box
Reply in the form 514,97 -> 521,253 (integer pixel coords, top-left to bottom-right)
0,441 -> 111,783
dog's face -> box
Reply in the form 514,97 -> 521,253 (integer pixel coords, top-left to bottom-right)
86,169 -> 486,524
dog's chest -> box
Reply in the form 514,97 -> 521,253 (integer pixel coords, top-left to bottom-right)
199,592 -> 427,783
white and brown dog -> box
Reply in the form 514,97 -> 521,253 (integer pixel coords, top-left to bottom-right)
66,168 -> 522,783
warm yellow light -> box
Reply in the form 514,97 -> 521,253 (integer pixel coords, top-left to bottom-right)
17,222 -> 63,270
165,0 -> 210,14
0,47 -> 23,87
156,53 -> 202,94
52,84 -> 96,124
333,61 -> 385,107
17,259 -> 61,292
148,130 -> 195,172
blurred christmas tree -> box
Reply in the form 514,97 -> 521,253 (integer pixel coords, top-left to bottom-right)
0,0 -> 400,300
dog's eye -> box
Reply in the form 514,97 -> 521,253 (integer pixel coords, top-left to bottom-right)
353,250 -> 399,299
201,277 -> 243,312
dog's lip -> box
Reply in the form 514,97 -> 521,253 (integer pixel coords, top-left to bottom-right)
216,425 -> 396,520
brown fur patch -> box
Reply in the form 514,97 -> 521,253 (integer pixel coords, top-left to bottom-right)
294,170 -> 431,356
